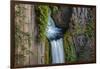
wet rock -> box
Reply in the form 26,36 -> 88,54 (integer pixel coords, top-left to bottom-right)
52,6 -> 72,31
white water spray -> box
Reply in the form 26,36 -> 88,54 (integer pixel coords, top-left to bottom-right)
46,13 -> 65,64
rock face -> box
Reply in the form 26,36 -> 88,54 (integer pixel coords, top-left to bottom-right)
52,6 -> 72,31
51,6 -> 95,63
14,4 -> 38,66
71,7 -> 95,62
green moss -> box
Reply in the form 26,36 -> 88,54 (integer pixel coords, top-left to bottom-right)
50,6 -> 59,15
35,5 -> 52,64
63,32 -> 77,63
44,38 -> 50,64
85,22 -> 95,38
35,5 -> 49,41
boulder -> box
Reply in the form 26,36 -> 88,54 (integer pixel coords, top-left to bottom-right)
52,6 -> 72,31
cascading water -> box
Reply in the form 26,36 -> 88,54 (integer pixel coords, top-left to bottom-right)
50,38 -> 64,63
46,12 -> 65,63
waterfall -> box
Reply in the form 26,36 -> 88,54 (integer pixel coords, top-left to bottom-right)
51,38 -> 64,63
46,13 -> 65,63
